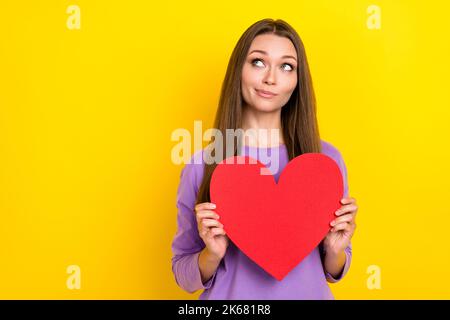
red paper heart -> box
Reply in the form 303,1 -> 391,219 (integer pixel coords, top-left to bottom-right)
210,153 -> 343,281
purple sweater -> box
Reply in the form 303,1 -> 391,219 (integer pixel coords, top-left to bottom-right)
171,140 -> 352,299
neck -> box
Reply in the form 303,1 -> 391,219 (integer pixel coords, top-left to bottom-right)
241,105 -> 284,147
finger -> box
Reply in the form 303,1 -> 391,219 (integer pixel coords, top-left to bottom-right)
195,202 -> 216,212
340,197 -> 356,205
208,227 -> 226,237
330,214 -> 353,227
200,218 -> 223,229
200,225 -> 223,239
335,204 -> 358,216
196,210 -> 219,222
331,222 -> 351,232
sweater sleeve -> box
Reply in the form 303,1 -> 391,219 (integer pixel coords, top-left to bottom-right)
171,154 -> 218,293
323,146 -> 353,283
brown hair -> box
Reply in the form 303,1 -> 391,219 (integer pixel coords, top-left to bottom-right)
196,18 -> 321,205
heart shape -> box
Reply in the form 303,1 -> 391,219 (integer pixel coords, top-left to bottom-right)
210,153 -> 343,281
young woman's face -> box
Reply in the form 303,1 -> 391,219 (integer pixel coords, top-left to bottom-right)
241,33 -> 298,113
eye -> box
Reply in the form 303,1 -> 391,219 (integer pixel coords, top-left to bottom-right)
251,58 -> 295,71
251,58 -> 265,68
281,63 -> 294,71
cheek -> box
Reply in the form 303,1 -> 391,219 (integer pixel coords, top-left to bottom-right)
241,66 -> 255,103
241,65 -> 260,88
274,76 -> 297,105
281,75 -> 298,96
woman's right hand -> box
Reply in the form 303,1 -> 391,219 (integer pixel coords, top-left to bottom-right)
195,202 -> 229,260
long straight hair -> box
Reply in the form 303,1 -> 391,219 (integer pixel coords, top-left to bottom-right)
196,18 -> 321,205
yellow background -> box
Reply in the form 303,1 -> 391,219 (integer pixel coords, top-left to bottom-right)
1,0 -> 449,299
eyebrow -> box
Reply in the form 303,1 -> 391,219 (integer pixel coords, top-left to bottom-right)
248,49 -> 297,62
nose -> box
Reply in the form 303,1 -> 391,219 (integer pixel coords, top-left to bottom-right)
263,66 -> 276,85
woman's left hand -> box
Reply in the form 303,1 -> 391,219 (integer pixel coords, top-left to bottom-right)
323,197 -> 358,255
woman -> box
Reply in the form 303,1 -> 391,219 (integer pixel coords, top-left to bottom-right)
171,18 -> 358,299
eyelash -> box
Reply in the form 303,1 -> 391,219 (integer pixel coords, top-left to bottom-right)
251,58 -> 295,72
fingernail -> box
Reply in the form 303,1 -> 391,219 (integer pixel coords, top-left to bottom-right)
211,203 -> 216,209
330,221 -> 335,226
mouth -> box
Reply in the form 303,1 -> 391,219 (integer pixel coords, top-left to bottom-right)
255,89 -> 278,99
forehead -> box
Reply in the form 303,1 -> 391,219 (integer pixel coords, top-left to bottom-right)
248,34 -> 297,57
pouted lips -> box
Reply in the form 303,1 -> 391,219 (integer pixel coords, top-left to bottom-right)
255,89 -> 278,98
